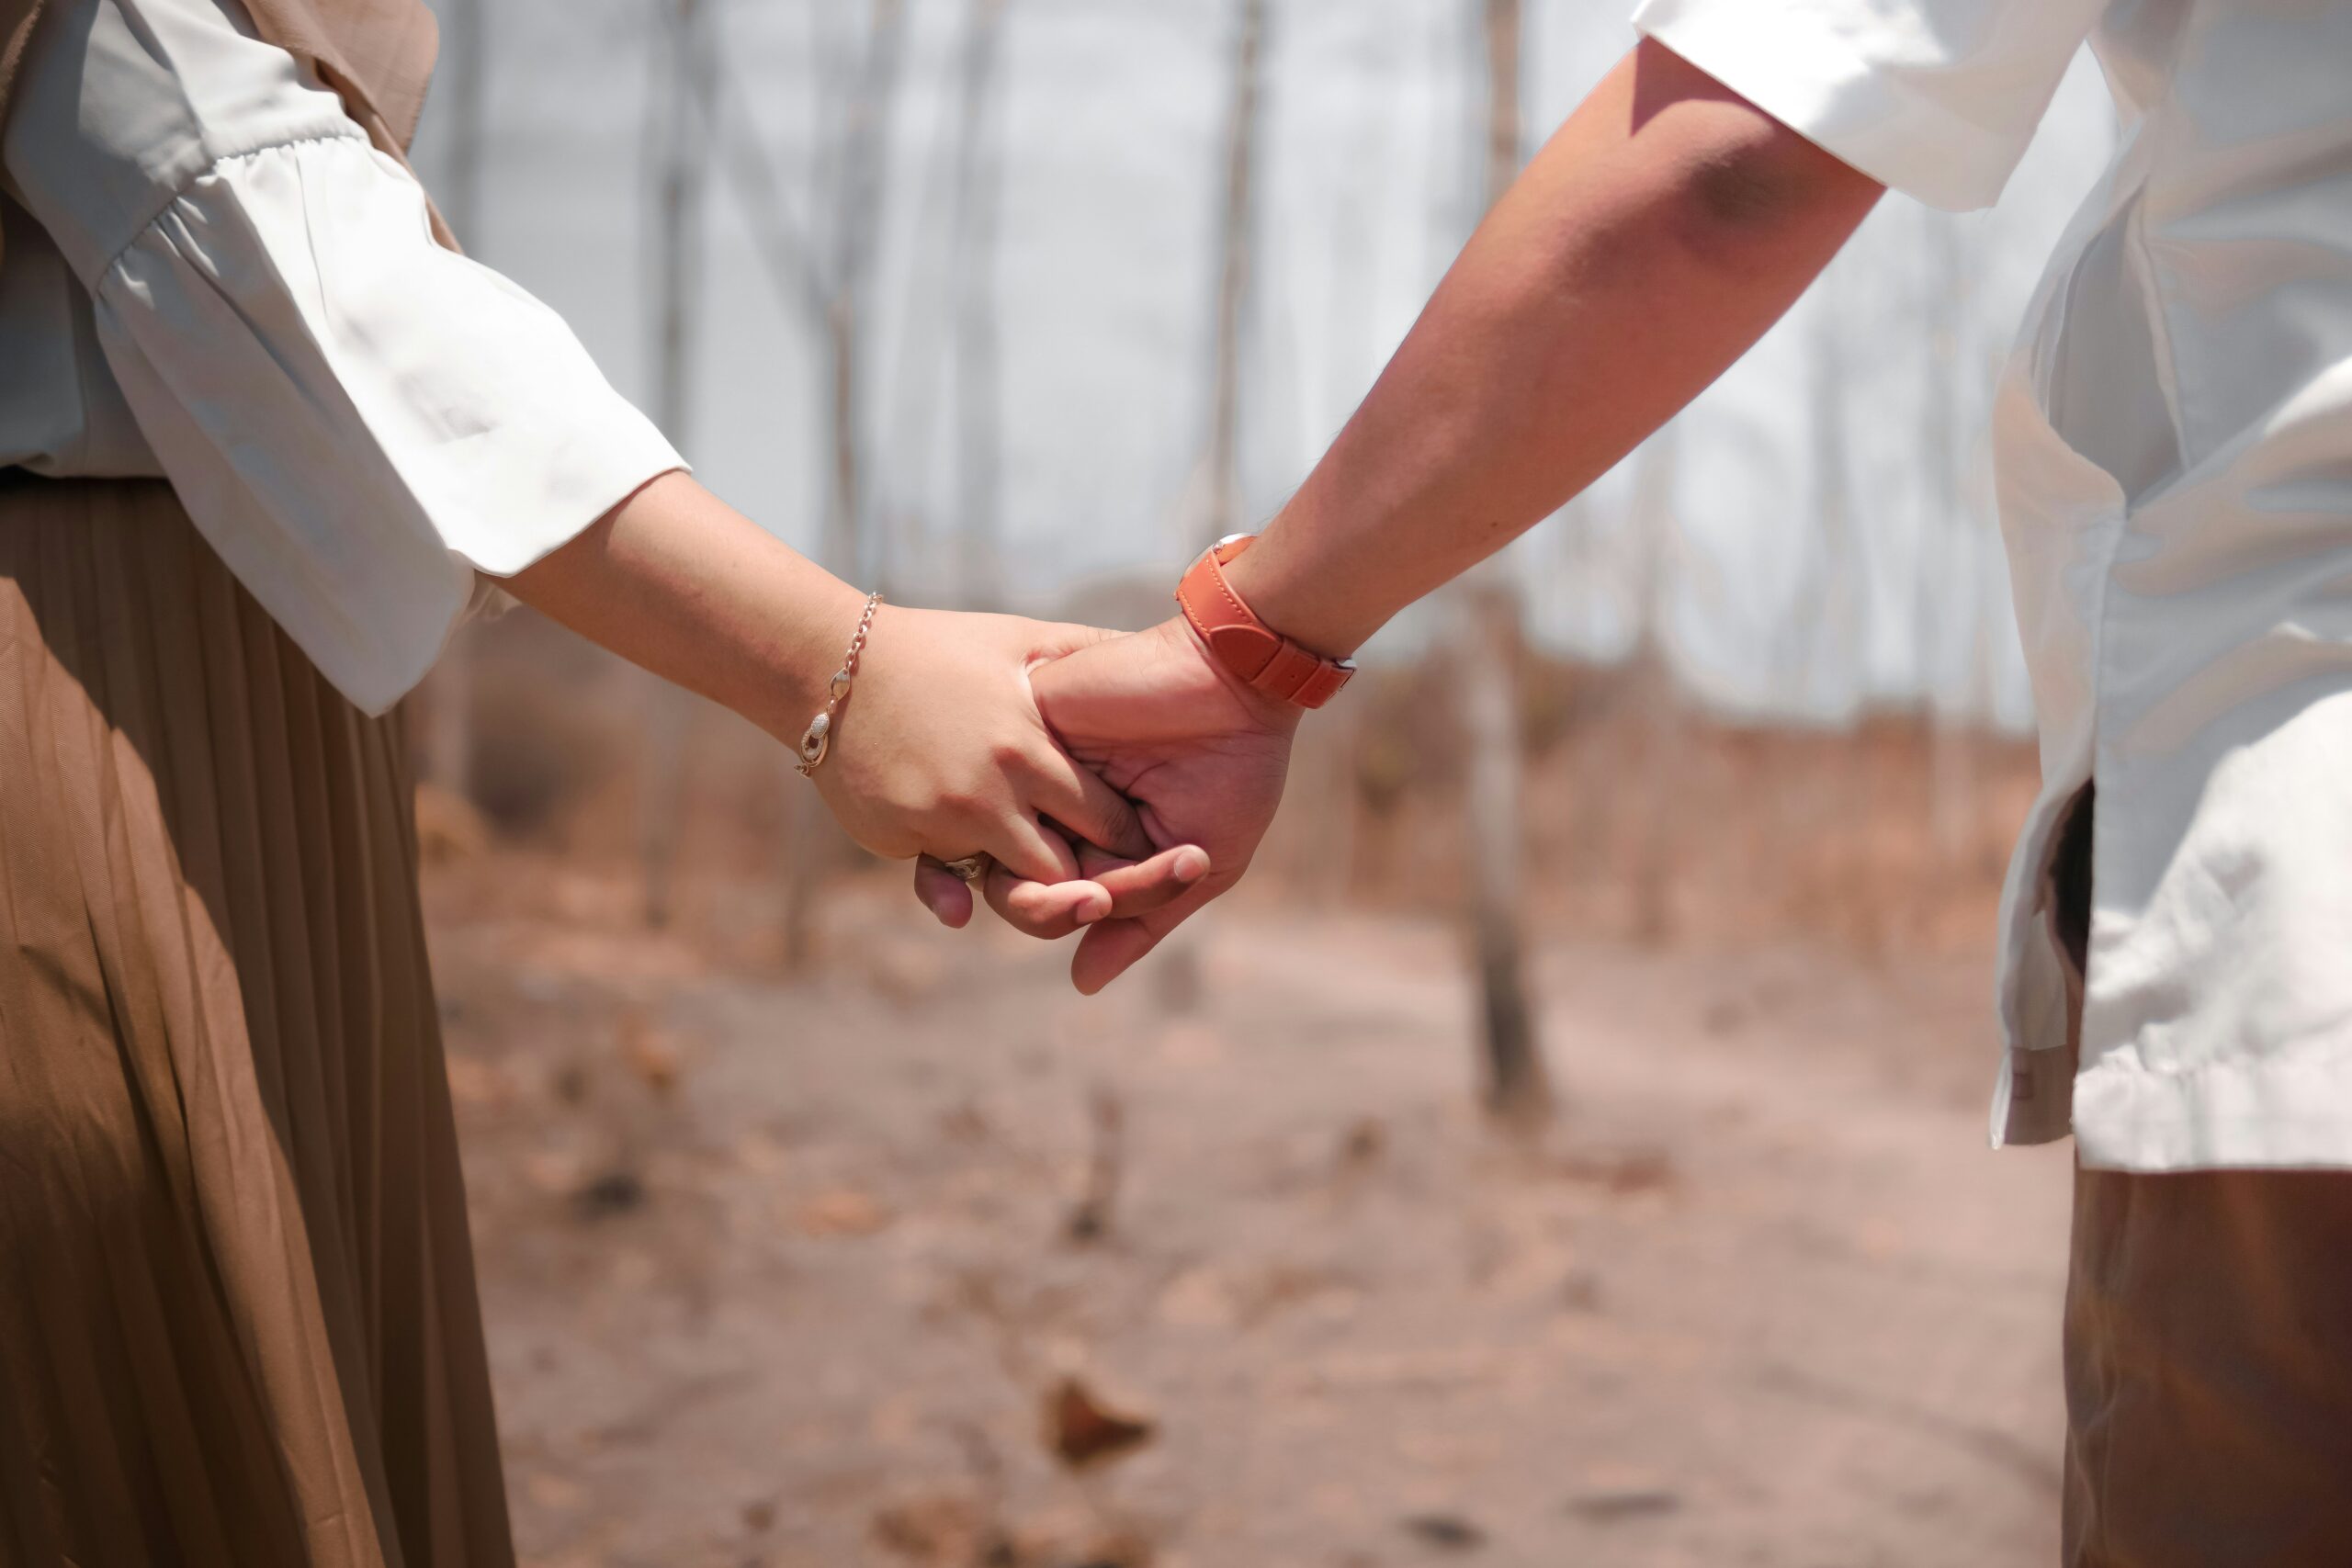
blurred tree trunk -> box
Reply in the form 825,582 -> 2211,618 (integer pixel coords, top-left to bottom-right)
1919,214 -> 1975,863
818,0 -> 907,582
620,0 -> 904,949
1456,0 -> 1550,1124
1201,0 -> 1265,541
953,0 -> 1010,608
1282,694 -> 1362,907
416,0 -> 491,804
1801,291 -> 1855,689
1779,290 -> 1856,875
1627,425 -> 1682,946
1457,579 -> 1544,1114
639,0 -> 712,928
1151,0 -> 1269,1012
783,0 -> 909,967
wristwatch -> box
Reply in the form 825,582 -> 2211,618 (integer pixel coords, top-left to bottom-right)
1174,534 -> 1355,708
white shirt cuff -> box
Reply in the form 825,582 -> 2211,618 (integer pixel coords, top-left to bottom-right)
92,134 -> 684,713
1632,0 -> 2086,211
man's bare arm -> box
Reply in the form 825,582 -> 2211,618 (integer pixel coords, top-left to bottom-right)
1222,40 -> 1884,655
979,41 -> 1886,989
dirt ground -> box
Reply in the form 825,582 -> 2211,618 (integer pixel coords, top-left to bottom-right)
426,849 -> 2075,1568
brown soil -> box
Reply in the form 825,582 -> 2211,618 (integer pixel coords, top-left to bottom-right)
431,855 -> 2073,1568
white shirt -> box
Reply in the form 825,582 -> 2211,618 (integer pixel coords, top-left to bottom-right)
0,0 -> 684,713
1635,0 -> 2352,1170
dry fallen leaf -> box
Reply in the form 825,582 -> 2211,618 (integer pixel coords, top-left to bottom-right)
617,1006 -> 682,1097
1337,1116 -> 1388,1168
1566,1486 -> 1681,1523
1042,1374 -> 1156,1470
1399,1512 -> 1486,1552
796,1188 -> 894,1237
1550,1146 -> 1678,1196
571,1168 -> 648,1219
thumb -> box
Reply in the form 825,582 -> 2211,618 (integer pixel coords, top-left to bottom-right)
1069,874 -> 1227,995
1023,620 -> 1129,669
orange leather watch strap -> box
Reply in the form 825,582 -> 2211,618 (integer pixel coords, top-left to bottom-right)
1174,536 -> 1355,709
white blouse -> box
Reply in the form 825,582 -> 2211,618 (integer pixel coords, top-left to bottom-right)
1639,0 -> 2352,1171
0,0 -> 683,713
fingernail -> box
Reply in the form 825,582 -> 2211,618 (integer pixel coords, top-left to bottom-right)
1173,847 -> 1209,882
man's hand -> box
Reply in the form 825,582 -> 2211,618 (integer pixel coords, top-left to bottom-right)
1035,616 -> 1299,992
911,615 -> 1299,992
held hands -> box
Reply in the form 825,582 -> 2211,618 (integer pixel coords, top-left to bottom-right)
501,473 -> 1259,960
910,615 -> 1299,994
814,606 -> 1217,936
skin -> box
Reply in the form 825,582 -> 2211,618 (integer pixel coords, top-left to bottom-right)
504,469 -> 1208,931
943,41 -> 1888,991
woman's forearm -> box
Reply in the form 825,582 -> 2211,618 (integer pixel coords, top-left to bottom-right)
501,468 -> 1202,908
1222,40 -> 1883,657
504,469 -> 865,744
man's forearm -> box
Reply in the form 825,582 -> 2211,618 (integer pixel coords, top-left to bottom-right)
1222,40 -> 1883,657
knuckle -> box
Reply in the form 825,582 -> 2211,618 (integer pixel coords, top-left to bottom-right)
933,784 -> 992,821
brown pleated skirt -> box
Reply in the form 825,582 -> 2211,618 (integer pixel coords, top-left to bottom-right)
0,474 -> 513,1566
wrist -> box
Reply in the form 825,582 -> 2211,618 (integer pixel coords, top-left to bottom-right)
1173,532 -> 1358,711
1159,614 -> 1305,738
1214,513 -> 1381,660
754,575 -> 873,746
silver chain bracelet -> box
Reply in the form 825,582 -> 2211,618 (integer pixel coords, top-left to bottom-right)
796,590 -> 883,777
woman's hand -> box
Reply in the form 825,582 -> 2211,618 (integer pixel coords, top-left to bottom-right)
504,474 -> 1208,934
910,615 -> 1299,990
815,608 -> 1204,929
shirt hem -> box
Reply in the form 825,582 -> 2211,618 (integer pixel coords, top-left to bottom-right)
2072,1050 -> 2352,1172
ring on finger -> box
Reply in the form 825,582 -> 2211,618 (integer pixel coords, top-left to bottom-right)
939,854 -> 989,885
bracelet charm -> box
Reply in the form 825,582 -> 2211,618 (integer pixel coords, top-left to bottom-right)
796,591 -> 882,777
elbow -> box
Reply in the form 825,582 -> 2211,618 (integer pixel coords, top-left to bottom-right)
1631,40 -> 1883,269
1688,132 -> 1838,229
1659,122 -> 1883,273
